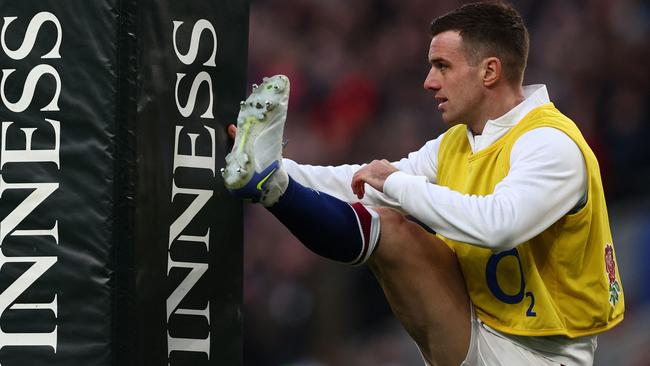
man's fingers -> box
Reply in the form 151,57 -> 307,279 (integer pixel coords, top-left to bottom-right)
227,124 -> 237,140
351,172 -> 365,199
351,159 -> 395,200
354,178 -> 361,199
351,174 -> 360,197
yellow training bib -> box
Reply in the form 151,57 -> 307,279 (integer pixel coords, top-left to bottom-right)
437,103 -> 624,337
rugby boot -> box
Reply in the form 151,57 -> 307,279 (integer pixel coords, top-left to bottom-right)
222,75 -> 290,206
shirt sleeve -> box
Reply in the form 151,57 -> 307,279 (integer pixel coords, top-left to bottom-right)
283,134 -> 444,207
383,127 -> 588,252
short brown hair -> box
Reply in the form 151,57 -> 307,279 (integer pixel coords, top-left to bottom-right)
430,1 -> 529,84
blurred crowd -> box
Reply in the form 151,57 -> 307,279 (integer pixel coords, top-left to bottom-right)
242,0 -> 650,365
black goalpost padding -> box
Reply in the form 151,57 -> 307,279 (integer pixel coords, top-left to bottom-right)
0,1 -> 246,365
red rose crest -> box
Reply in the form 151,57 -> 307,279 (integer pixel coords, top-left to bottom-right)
605,244 -> 616,284
605,243 -> 621,306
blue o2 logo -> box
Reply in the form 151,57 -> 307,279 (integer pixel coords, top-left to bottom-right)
485,248 -> 536,317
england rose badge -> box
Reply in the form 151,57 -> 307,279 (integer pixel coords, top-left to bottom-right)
605,243 -> 621,306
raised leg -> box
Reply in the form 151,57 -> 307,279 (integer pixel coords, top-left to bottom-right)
223,75 -> 471,365
367,208 -> 471,366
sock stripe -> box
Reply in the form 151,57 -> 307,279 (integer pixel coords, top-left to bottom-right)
269,176 -> 380,265
350,202 -> 372,265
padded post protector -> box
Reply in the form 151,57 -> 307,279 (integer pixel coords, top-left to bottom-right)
0,1 -> 246,365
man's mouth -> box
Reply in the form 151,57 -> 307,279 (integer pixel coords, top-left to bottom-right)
435,96 -> 448,110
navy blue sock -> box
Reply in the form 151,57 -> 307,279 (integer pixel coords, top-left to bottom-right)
267,176 -> 378,265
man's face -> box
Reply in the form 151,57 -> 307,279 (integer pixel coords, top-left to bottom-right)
423,30 -> 484,125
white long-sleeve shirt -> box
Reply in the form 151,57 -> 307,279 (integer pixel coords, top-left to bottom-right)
286,85 -> 587,253
284,84 -> 596,365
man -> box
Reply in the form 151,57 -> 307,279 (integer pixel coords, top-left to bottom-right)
223,1 -> 624,365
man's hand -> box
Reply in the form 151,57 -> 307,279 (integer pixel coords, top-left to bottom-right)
351,159 -> 398,199
227,124 -> 237,140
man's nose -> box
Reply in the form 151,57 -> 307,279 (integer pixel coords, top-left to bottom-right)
423,69 -> 440,91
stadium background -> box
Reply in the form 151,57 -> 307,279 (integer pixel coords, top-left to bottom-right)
242,0 -> 650,365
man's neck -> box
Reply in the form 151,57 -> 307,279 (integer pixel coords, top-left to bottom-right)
469,85 -> 525,135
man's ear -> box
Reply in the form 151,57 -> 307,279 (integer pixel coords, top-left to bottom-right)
482,57 -> 501,87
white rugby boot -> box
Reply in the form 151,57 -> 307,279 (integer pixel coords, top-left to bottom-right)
222,75 -> 290,206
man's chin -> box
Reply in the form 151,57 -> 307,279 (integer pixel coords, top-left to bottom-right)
440,113 -> 460,126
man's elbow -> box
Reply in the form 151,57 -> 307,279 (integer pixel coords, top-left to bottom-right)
484,226 -> 518,253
